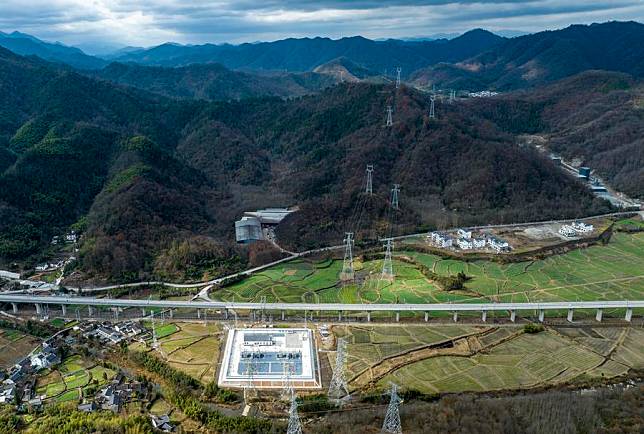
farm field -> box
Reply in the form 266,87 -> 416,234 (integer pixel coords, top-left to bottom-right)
364,325 -> 644,394
35,354 -> 116,402
136,322 -> 223,384
210,232 -> 644,318
0,329 -> 41,368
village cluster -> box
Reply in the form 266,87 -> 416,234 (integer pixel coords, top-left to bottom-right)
427,228 -> 511,253
558,221 -> 594,238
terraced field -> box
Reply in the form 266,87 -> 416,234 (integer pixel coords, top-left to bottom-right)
150,323 -> 223,383
365,325 -> 644,394
35,355 -> 116,402
211,232 -> 644,319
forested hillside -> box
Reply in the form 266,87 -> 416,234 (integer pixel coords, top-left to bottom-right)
471,71 -> 644,198
0,46 -> 614,282
93,62 -> 338,100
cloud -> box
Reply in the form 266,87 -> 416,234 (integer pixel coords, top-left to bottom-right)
0,0 -> 642,52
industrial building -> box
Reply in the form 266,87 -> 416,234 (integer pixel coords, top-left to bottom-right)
235,208 -> 296,243
218,328 -> 321,390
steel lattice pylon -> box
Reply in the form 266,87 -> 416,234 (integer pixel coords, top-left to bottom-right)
287,394 -> 303,434
386,106 -> 393,127
395,67 -> 402,88
429,95 -> 436,119
328,338 -> 349,400
381,383 -> 402,434
381,240 -> 394,280
340,233 -> 355,281
390,184 -> 400,210
366,165 -> 374,195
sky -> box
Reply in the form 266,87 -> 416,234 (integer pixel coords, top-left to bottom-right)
0,0 -> 642,53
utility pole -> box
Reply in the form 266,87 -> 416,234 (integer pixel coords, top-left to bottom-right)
366,165 -> 374,195
340,233 -> 354,281
395,67 -> 402,89
328,338 -> 349,400
381,383 -> 403,434
386,106 -> 393,127
391,184 -> 400,210
381,240 -> 394,280
287,393 -> 303,434
429,95 -> 435,119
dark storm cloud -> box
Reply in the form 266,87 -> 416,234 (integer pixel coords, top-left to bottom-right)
0,0 -> 642,52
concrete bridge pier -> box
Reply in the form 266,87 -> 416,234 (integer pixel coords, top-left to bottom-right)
567,308 -> 574,323
197,309 -> 201,319
481,311 -> 487,322
281,311 -> 285,321
11,303 -> 17,314
452,312 -> 458,322
141,308 -> 146,317
338,311 -> 342,322
366,312 -> 371,322
61,305 -> 66,317
223,309 -> 228,320
424,312 -> 429,322
538,310 -> 545,323
595,309 -> 603,322
35,303 -> 42,315
395,312 -> 399,322
625,308 -> 633,322
510,310 -> 516,322
169,309 -> 173,319
88,306 -> 93,317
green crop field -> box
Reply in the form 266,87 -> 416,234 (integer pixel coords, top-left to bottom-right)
210,232 -> 644,318
368,325 -> 644,394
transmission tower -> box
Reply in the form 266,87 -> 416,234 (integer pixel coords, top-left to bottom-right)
390,184 -> 400,210
381,240 -> 394,280
366,165 -> 374,195
386,106 -> 393,127
381,383 -> 402,434
287,393 -> 303,434
328,338 -> 349,400
151,312 -> 159,350
449,89 -> 456,103
429,95 -> 435,119
395,67 -> 402,88
281,361 -> 295,401
340,233 -> 354,281
243,356 -> 258,403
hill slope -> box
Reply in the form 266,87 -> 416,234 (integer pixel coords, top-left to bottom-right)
411,21 -> 644,90
93,62 -> 338,100
0,47 -> 613,281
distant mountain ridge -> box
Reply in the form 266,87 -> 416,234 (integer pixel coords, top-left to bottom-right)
110,30 -> 505,74
0,31 -> 106,70
411,21 -> 644,90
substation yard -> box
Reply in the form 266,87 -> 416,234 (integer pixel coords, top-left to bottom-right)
210,232 -> 644,320
330,323 -> 644,395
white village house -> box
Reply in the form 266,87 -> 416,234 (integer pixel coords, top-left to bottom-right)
428,232 -> 453,248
